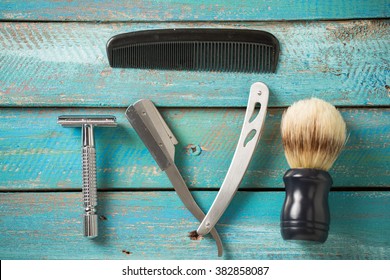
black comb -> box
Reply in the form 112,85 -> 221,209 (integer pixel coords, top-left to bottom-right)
106,29 -> 279,73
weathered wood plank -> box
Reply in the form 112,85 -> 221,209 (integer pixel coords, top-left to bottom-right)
0,0 -> 388,21
0,191 -> 389,259
0,20 -> 389,107
0,108 -> 388,191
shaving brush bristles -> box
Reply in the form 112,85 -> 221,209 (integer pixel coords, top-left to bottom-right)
281,98 -> 346,171
280,98 -> 346,242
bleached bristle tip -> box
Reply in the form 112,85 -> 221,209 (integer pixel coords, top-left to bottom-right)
281,98 -> 346,171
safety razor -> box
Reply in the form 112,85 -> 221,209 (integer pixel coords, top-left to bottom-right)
58,115 -> 117,238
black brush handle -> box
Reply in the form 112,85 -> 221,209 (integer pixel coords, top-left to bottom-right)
281,169 -> 332,243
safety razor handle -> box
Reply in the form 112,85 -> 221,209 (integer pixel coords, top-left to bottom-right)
82,124 -> 98,238
58,115 -> 117,238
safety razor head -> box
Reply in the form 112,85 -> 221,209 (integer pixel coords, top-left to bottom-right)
58,115 -> 117,127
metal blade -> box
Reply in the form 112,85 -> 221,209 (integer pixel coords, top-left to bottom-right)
196,82 -> 269,236
126,99 -> 223,256
126,99 -> 176,170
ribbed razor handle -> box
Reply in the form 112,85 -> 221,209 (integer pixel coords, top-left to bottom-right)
82,146 -> 98,238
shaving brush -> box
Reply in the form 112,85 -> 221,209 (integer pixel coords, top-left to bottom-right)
280,98 -> 346,242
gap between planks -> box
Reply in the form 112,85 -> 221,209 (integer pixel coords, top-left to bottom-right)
1,17 -> 390,24
1,187 -> 389,193
1,105 -> 390,109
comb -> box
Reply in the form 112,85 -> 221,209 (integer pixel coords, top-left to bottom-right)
106,29 -> 279,73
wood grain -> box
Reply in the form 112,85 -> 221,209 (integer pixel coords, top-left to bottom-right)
0,0 -> 388,21
0,108 -> 388,191
0,191 -> 389,260
1,20 -> 389,107
1,0 -> 389,263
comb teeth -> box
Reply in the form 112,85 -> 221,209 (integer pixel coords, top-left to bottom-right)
111,41 -> 275,73
107,29 -> 279,73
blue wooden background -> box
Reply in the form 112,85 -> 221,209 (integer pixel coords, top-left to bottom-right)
0,0 -> 389,259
